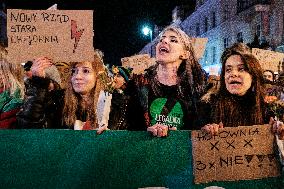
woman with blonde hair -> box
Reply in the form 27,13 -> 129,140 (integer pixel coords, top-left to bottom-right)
0,45 -> 24,128
132,25 -> 207,136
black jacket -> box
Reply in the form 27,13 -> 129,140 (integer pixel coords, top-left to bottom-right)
17,76 -> 65,129
108,81 -> 146,131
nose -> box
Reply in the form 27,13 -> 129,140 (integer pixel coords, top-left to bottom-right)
161,37 -> 169,44
230,69 -> 239,77
73,70 -> 83,79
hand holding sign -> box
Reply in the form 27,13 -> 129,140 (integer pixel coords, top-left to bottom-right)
31,57 -> 53,78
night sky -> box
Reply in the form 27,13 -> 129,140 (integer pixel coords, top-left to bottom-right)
3,0 -> 195,65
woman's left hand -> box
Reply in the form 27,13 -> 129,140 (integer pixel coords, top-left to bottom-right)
270,117 -> 284,140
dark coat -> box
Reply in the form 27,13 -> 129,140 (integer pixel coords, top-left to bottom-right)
108,82 -> 146,131
17,76 -> 65,129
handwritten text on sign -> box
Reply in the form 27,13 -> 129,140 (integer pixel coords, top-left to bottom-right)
191,125 -> 280,184
7,9 -> 94,63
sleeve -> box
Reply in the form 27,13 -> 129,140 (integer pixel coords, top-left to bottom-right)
16,77 -> 51,128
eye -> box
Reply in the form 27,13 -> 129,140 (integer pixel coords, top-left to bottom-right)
82,69 -> 91,74
170,39 -> 178,43
225,68 -> 231,73
238,66 -> 246,72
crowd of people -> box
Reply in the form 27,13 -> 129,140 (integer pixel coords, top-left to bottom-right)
0,25 -> 284,140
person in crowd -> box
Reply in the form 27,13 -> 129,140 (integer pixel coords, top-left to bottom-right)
108,66 -> 142,130
200,43 -> 284,139
0,45 -> 24,128
17,57 -> 64,128
18,52 -> 105,130
62,53 -> 104,130
263,69 -> 274,83
23,61 -> 33,80
132,26 -> 207,137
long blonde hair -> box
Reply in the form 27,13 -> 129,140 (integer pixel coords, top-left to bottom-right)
62,53 -> 105,128
0,45 -> 24,98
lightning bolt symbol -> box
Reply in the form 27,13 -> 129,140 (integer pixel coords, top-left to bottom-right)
71,20 -> 84,53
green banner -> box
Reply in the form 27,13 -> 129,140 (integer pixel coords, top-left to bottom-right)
0,130 -> 282,189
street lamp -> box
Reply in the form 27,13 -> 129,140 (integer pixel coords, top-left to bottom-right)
142,26 -> 152,41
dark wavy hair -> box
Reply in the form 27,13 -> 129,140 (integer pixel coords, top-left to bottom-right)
212,43 -> 265,127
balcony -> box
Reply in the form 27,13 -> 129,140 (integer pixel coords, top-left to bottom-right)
237,0 -> 271,13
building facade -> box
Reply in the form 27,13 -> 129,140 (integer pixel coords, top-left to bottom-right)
140,0 -> 284,73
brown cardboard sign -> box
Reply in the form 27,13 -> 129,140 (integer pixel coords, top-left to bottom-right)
190,38 -> 208,60
191,125 -> 281,184
121,54 -> 156,74
7,9 -> 94,63
252,48 -> 284,72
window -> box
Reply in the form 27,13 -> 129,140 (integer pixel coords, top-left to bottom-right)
212,12 -> 216,28
224,37 -> 229,49
237,32 -> 243,42
204,49 -> 208,65
204,17 -> 208,32
212,47 -> 216,63
223,4 -> 229,21
256,24 -> 261,37
196,23 -> 200,36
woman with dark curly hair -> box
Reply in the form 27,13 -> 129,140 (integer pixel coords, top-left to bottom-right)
201,43 -> 284,139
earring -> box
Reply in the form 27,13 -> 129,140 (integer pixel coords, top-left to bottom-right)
179,55 -> 184,59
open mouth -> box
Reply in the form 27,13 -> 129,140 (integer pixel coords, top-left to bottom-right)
229,81 -> 242,84
159,47 -> 169,53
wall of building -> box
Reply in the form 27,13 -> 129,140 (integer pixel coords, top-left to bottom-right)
140,0 -> 284,73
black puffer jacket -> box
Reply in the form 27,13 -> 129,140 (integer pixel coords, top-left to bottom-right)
17,76 -> 65,129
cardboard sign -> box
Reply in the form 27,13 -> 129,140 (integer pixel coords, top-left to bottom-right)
121,54 -> 156,74
252,48 -> 284,72
54,61 -> 71,89
7,9 -> 94,63
191,38 -> 208,60
191,125 -> 281,184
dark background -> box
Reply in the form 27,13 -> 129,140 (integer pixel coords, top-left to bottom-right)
2,0 -> 195,65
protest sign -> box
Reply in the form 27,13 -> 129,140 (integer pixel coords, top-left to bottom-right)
252,48 -> 284,72
121,54 -> 156,74
191,38 -> 208,60
7,9 -> 94,63
191,125 -> 281,184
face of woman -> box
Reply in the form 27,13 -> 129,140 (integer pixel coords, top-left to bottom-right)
224,55 -> 252,96
156,30 -> 187,65
263,71 -> 273,82
71,62 -> 96,95
113,74 -> 126,89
